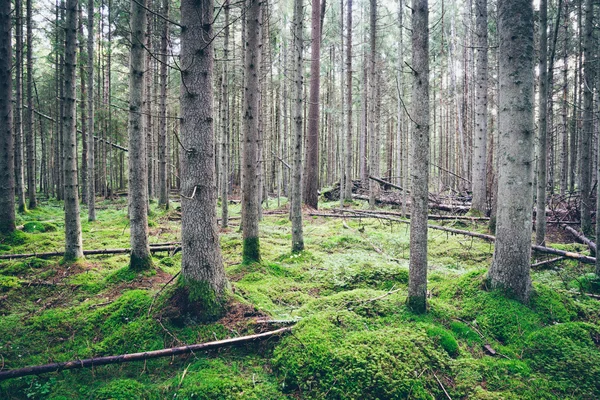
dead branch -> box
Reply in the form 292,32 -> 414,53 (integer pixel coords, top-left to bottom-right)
562,225 -> 596,253
531,257 -> 565,268
0,327 -> 292,381
0,246 -> 180,260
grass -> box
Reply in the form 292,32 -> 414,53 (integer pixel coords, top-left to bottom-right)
0,196 -> 599,399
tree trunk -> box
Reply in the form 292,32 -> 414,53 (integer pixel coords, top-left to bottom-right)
368,0 -> 377,209
580,0 -> 594,235
219,0 -> 230,227
128,0 -> 152,270
87,0 -> 96,221
242,0 -> 262,263
560,1 -> 569,195
291,0 -> 304,252
158,0 -> 169,208
303,0 -> 322,209
179,0 -> 227,315
15,0 -> 26,212
26,0 -> 36,209
77,4 -> 87,206
471,0 -> 487,214
344,0 -> 353,202
63,0 -> 84,261
407,0 -> 429,313
0,0 -> 15,234
536,0 -> 548,246
489,0 -> 534,303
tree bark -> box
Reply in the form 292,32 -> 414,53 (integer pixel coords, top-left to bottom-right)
242,0 -> 262,263
580,0 -> 594,235
407,0 -> 429,313
471,0 -> 487,214
219,0 -> 230,227
0,0 -> 15,234
344,0 -> 352,203
158,0 -> 169,208
179,0 -> 228,312
368,0 -> 378,209
87,0 -> 96,221
63,0 -> 84,261
291,0 -> 304,252
303,0 -> 322,209
489,0 -> 535,303
535,0 -> 548,246
128,0 -> 152,270
25,0 -> 36,209
15,0 -> 26,212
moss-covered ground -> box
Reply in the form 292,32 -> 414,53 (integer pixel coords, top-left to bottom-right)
0,197 -> 599,399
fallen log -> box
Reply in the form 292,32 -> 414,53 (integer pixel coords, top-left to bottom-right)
531,257 -> 565,268
332,208 -> 489,221
312,209 -> 596,264
352,194 -> 471,213
0,327 -> 292,381
562,225 -> 596,253
0,245 -> 180,260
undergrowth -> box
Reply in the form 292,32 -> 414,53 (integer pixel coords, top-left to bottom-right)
0,198 -> 598,399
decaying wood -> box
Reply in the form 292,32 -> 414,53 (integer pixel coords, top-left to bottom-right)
531,257 -> 565,268
0,327 -> 292,381
332,208 -> 489,221
562,224 -> 596,252
310,209 -> 597,264
0,245 -> 180,260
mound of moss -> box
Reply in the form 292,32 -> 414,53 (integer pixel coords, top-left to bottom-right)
273,311 -> 451,399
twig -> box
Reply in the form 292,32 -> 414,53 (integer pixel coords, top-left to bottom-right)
433,371 -> 452,400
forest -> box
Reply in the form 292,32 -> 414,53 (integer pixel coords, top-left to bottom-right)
0,0 -> 600,396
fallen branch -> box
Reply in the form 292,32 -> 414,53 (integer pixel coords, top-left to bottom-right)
562,225 -> 596,253
332,208 -> 489,221
328,210 -> 597,265
0,327 -> 292,381
0,246 -> 180,260
531,257 -> 565,268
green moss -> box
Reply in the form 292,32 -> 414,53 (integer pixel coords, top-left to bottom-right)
0,230 -> 27,246
524,322 -> 600,396
94,379 -> 149,399
449,321 -> 482,346
425,325 -> 459,357
167,276 -> 228,322
242,237 -> 261,263
273,312 -> 450,399
129,253 -> 154,271
407,295 -> 427,314
0,275 -> 20,289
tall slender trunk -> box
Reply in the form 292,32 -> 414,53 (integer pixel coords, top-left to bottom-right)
219,0 -> 230,227
489,0 -> 535,303
560,1 -> 569,194
343,0 -> 353,201
471,0 -> 487,214
580,0 -> 594,235
26,0 -> 36,209
78,3 -> 87,205
0,0 -> 15,234
158,0 -> 169,208
87,0 -> 96,221
15,0 -> 26,212
368,0 -> 377,209
535,0 -> 548,245
242,0 -> 262,263
63,0 -> 84,261
407,0 -> 429,313
291,0 -> 304,252
179,0 -> 227,317
303,0 -> 322,209
128,0 -> 152,270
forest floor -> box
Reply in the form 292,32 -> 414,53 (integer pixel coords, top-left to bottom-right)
0,196 -> 599,399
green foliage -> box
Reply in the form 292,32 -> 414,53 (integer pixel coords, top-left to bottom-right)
0,275 -> 20,289
0,230 -> 27,246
